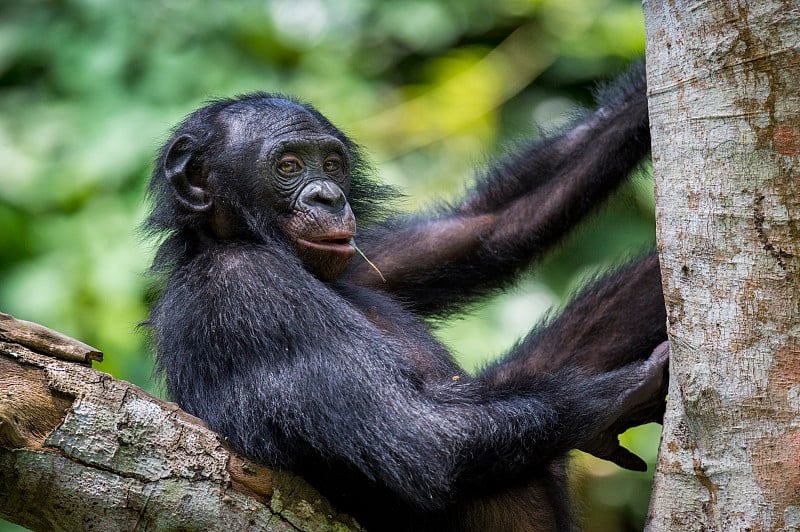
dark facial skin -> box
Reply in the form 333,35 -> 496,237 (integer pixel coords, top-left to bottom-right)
253,111 -> 357,279
164,102 -> 358,279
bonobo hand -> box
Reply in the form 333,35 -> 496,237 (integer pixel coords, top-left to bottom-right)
579,341 -> 670,471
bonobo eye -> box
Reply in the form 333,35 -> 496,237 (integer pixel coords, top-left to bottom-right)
323,155 -> 342,174
277,155 -> 304,177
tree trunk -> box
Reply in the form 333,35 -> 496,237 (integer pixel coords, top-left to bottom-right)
644,1 -> 800,529
0,313 -> 359,532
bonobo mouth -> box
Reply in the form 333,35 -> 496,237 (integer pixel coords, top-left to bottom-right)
296,234 -> 356,256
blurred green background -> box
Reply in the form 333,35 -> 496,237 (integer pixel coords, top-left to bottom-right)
0,0 -> 659,530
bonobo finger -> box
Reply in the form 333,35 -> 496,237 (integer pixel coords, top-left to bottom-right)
645,340 -> 670,395
650,340 -> 670,367
607,446 -> 648,472
626,340 -> 669,407
642,340 -> 669,378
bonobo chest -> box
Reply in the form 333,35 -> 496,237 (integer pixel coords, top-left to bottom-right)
333,280 -> 461,379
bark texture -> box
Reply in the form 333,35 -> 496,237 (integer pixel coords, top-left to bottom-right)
0,313 -> 359,532
644,1 -> 800,529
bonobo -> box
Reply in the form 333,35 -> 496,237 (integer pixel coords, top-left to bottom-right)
144,64 -> 668,531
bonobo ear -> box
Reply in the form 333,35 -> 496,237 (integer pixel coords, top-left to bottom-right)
164,134 -> 213,212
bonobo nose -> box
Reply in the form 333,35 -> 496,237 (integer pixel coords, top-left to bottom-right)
297,180 -> 348,213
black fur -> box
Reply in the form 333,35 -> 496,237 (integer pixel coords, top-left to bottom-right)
144,63 -> 667,531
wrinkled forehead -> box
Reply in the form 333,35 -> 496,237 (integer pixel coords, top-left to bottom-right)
219,99 -> 330,146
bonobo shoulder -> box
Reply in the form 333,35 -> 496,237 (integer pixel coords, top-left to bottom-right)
193,242 -> 306,281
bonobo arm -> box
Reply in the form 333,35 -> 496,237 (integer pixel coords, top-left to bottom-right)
342,65 -> 650,317
205,326 -> 667,509
155,244 -> 667,509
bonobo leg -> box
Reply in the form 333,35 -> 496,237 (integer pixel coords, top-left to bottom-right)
479,254 -> 668,469
482,254 -> 666,378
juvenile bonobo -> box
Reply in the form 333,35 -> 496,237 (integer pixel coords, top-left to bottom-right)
145,64 -> 668,531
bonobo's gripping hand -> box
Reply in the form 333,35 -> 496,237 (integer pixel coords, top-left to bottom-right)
580,341 -> 670,471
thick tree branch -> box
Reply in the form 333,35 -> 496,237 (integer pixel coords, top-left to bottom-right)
0,313 -> 360,531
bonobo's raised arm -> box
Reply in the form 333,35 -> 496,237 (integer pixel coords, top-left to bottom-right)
342,65 -> 650,317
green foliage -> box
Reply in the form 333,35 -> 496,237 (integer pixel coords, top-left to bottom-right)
0,0 -> 655,529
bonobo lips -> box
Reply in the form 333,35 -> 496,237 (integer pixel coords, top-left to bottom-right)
296,234 -> 356,256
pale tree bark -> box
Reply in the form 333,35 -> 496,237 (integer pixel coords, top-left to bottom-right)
644,1 -> 800,530
0,313 -> 360,532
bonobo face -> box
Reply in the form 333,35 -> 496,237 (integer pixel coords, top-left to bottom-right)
163,98 -> 357,280
236,104 -> 357,279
